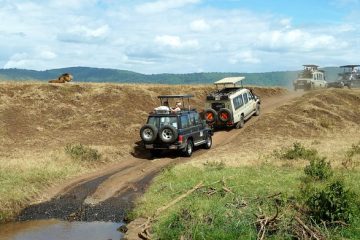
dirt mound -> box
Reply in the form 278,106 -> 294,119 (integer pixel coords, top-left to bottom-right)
243,89 -> 360,138
0,83 -> 286,153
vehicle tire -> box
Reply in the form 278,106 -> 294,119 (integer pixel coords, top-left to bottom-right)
254,103 -> 260,116
235,115 -> 245,129
158,125 -> 178,143
182,139 -> 193,157
140,124 -> 158,143
218,108 -> 232,123
203,135 -> 212,149
204,109 -> 217,124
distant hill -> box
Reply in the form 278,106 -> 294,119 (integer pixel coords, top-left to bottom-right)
0,66 -> 342,88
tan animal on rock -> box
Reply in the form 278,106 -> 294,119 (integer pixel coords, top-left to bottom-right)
48,73 -> 73,83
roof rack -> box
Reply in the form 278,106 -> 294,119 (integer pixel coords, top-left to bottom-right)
340,65 -> 360,68
214,77 -> 245,88
157,94 -> 194,111
157,94 -> 194,99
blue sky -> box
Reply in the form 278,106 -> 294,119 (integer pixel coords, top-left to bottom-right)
1,0 -> 360,73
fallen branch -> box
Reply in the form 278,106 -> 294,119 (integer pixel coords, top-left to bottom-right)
256,204 -> 280,240
138,182 -> 204,239
155,181 -> 203,216
294,216 -> 323,240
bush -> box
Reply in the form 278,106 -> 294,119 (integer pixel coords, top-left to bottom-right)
306,180 -> 357,224
203,160 -> 225,170
342,142 -> 360,169
65,143 -> 101,162
304,157 -> 333,181
278,142 -> 318,161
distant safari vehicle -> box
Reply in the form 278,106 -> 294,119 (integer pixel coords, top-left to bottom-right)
337,65 -> 360,88
203,77 -> 260,129
293,65 -> 327,91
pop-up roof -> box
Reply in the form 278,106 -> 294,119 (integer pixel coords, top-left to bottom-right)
214,77 -> 245,88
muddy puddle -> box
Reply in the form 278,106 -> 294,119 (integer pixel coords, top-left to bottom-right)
0,219 -> 124,240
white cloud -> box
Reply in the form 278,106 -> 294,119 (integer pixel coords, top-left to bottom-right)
154,35 -> 199,49
279,18 -> 292,29
229,51 -> 261,64
135,0 -> 201,14
190,19 -> 210,32
39,50 -> 57,60
257,29 -> 347,52
58,25 -> 110,43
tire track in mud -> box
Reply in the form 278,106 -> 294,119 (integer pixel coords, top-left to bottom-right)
17,92 -> 303,223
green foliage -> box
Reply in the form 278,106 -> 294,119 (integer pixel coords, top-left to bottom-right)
343,142 -> 360,169
277,142 -> 318,161
304,157 -> 333,180
203,160 -> 225,170
65,143 -> 101,162
306,180 -> 357,224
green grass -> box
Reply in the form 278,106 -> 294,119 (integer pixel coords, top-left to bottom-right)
0,154 -> 85,223
133,164 -> 360,239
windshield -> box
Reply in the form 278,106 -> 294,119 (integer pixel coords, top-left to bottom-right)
147,116 -> 178,129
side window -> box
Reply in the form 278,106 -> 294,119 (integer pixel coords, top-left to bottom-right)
188,113 -> 195,127
243,93 -> 249,104
180,115 -> 189,128
248,92 -> 253,102
233,95 -> 244,110
193,113 -> 200,125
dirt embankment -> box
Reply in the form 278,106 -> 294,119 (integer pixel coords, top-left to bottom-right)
192,89 -> 360,167
0,83 -> 286,154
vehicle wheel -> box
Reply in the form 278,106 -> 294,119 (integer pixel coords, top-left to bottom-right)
218,108 -> 232,123
159,125 -> 178,143
235,116 -> 245,129
254,104 -> 260,116
150,149 -> 162,158
204,109 -> 217,124
140,124 -> 158,143
182,139 -> 193,157
203,135 -> 212,149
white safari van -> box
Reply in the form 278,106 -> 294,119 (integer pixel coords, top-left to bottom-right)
204,77 -> 260,129
293,65 -> 327,91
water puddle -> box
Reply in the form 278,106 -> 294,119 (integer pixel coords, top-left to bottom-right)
0,219 -> 124,240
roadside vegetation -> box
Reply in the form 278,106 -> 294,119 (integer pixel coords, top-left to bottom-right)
132,143 -> 360,239
0,144 -> 102,223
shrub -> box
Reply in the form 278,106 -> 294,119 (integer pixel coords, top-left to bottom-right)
203,160 -> 225,170
65,143 -> 101,162
342,142 -> 360,169
304,157 -> 333,181
279,142 -> 318,161
306,180 -> 357,224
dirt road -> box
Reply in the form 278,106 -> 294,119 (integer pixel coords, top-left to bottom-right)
18,92 -> 303,222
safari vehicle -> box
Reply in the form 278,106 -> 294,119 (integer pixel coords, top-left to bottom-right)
140,95 -> 213,157
203,77 -> 260,129
337,65 -> 360,88
293,65 -> 327,91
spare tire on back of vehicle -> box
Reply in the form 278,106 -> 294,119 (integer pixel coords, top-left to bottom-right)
159,125 -> 178,143
204,109 -> 217,123
218,108 -> 232,123
140,124 -> 158,143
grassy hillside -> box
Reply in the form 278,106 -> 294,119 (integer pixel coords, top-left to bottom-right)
0,82 -> 286,222
132,89 -> 360,239
0,66 -> 343,88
